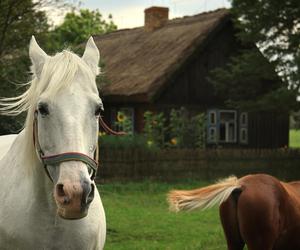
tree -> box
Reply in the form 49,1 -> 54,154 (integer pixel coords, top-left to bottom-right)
0,0 -> 70,58
231,0 -> 300,87
209,49 -> 297,112
48,9 -> 117,51
0,0 -> 52,134
210,0 -> 300,111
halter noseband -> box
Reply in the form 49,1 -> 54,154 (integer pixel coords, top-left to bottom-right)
33,110 -> 125,182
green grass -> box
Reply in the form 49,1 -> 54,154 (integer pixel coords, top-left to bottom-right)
99,180 -> 226,250
289,129 -> 300,148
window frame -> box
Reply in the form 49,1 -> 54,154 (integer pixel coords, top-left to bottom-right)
208,110 -> 217,126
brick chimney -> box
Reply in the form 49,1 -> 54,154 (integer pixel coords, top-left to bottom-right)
144,6 -> 169,32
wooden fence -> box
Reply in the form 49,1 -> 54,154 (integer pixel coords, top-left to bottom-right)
96,148 -> 300,181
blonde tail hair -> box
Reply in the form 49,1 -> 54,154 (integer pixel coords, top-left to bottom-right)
168,176 -> 241,212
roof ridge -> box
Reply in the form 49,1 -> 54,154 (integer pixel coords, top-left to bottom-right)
165,8 -> 229,28
94,8 -> 230,41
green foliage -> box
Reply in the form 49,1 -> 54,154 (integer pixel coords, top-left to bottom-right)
223,0 -> 300,110
143,111 -> 167,148
0,54 -> 31,134
0,0 -> 50,134
114,111 -> 133,135
210,50 -> 277,100
192,113 -> 207,148
169,107 -> 206,148
231,0 -> 300,82
209,49 -> 297,111
169,107 -> 186,147
47,9 -> 117,51
0,0 -> 49,57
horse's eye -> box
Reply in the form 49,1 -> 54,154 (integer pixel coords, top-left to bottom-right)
38,103 -> 49,116
95,104 -> 103,117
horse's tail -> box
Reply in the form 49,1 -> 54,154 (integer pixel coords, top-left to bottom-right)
168,176 -> 241,212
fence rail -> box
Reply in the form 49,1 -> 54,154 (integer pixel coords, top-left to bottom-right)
97,148 -> 300,181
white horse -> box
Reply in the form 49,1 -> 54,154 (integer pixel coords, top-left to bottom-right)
0,36 -> 106,249
0,134 -> 17,159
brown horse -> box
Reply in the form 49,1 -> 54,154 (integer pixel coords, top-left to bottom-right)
168,174 -> 300,250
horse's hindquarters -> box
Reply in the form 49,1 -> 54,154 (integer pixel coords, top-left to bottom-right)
233,175 -> 285,250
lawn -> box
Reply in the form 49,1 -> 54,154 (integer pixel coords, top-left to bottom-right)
99,180 -> 227,250
290,129 -> 300,148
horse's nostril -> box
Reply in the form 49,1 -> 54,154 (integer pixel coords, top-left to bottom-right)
81,182 -> 95,207
87,184 -> 95,203
56,183 -> 70,205
56,184 -> 65,197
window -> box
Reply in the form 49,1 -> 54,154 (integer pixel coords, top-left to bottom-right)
219,110 -> 237,143
207,109 -> 238,144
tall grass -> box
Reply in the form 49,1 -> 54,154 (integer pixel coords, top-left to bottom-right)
99,180 -> 226,250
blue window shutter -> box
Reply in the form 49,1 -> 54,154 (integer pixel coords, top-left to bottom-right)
207,110 -> 218,144
239,112 -> 248,144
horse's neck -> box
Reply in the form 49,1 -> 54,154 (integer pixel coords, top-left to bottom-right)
2,130 -> 55,209
0,134 -> 17,160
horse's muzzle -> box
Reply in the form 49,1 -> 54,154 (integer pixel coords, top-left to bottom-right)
54,178 -> 95,220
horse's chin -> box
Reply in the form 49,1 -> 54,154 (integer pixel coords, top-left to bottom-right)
57,207 -> 88,220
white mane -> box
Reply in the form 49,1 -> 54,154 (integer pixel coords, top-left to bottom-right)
0,50 -> 98,171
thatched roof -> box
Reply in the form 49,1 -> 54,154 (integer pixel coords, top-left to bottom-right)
95,8 -> 230,103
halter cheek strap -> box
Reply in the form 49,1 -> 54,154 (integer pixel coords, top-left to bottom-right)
33,110 -> 124,182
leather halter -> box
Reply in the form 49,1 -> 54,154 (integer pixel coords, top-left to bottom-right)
33,110 -> 125,182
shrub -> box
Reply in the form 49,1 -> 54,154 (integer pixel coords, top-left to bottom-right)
143,111 -> 167,148
169,107 -> 206,148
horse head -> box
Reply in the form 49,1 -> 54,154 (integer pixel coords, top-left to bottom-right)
29,36 -> 102,219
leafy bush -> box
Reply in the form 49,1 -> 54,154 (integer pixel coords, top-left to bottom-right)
114,110 -> 134,135
143,111 -> 167,148
169,107 -> 206,148
192,113 -> 206,148
99,108 -> 206,150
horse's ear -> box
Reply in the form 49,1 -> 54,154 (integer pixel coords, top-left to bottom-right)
82,37 -> 100,76
29,36 -> 48,78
